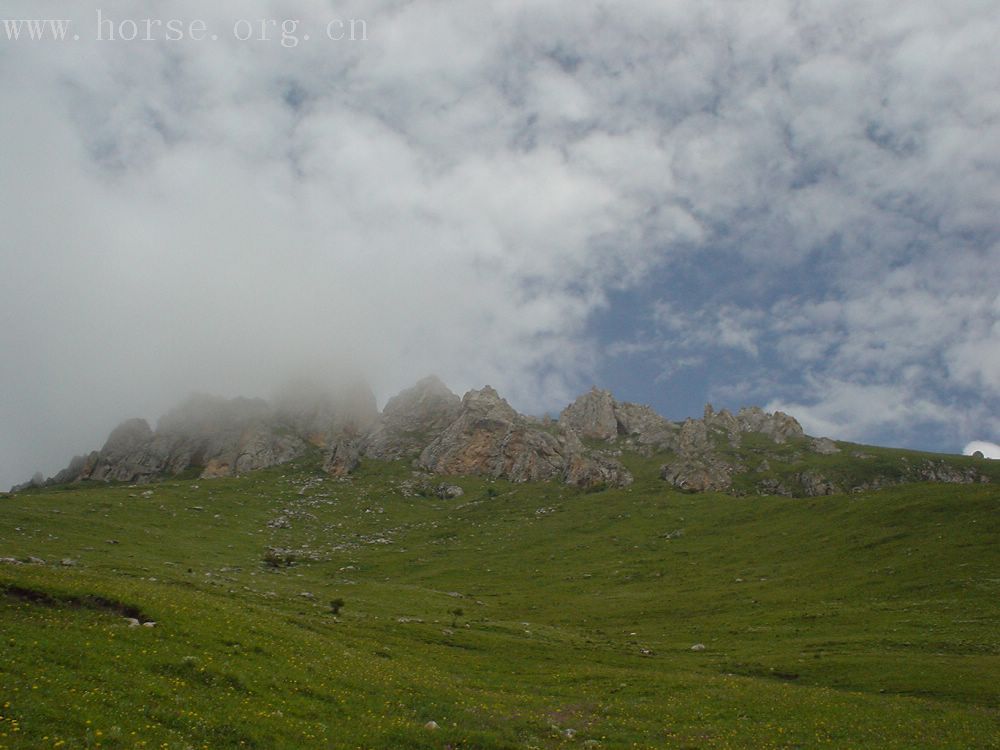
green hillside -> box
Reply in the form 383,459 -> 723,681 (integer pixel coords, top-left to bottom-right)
1,451 -> 998,748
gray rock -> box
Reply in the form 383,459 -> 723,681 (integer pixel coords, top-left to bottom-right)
564,451 -> 633,489
233,428 -> 307,476
811,437 -> 841,455
559,389 -> 677,449
323,436 -> 364,477
273,378 -> 378,444
559,388 -> 619,440
736,406 -> 804,443
419,386 -> 632,487
661,457 -> 735,493
366,376 -> 462,460
39,385 -> 377,485
613,402 -> 677,448
797,471 -> 839,496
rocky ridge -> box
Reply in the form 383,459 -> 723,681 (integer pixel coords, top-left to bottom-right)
15,379 -> 993,496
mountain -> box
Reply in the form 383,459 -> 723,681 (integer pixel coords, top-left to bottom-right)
12,379 -> 995,495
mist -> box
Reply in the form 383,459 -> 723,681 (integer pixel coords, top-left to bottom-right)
3,1 -> 999,489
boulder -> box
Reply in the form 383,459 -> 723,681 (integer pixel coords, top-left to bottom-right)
661,457 -> 734,493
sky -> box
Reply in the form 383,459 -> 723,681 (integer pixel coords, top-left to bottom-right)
1,0 -> 998,488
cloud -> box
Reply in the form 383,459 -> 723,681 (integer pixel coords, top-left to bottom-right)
2,0 -> 999,485
964,441 -> 1000,459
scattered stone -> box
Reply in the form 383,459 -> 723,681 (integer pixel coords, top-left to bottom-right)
691,643 -> 706,651
424,720 -> 439,730
0,557 -> 22,565
124,617 -> 140,628
59,558 -> 78,567
435,484 -> 464,499
142,621 -> 156,628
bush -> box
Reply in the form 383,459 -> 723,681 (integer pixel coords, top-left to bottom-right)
262,547 -> 296,569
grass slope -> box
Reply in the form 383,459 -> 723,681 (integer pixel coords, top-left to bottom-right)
0,452 -> 998,749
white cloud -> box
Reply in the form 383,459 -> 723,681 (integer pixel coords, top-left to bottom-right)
964,441 -> 1000,459
1,0 -> 999,485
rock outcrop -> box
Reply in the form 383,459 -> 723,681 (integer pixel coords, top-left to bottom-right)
734,406 -> 804,443
659,417 -> 739,492
660,405 -> 805,493
365,376 -> 462,459
558,388 -> 620,440
18,380 -> 991,497
272,379 -> 377,445
419,387 -> 632,488
34,384 -> 377,485
558,388 -> 677,451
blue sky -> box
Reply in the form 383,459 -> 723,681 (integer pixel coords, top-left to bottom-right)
1,0 -> 998,488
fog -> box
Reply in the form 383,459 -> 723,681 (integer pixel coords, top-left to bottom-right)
2,1 -> 998,488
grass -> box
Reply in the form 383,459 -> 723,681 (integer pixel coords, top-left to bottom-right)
0,452 -> 998,748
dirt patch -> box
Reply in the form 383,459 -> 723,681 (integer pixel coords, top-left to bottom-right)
2,583 -> 150,622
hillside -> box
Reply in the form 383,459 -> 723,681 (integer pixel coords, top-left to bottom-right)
1,450 -> 999,748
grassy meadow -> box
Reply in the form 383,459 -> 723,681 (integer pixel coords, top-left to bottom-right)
1,450 -> 998,748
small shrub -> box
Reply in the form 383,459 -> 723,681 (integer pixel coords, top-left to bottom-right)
262,547 -> 296,569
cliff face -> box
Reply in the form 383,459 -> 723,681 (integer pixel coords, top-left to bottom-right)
18,378 -> 993,496
417,387 -> 632,488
